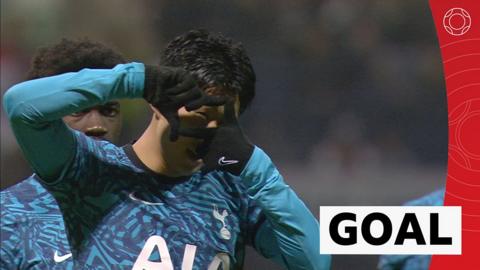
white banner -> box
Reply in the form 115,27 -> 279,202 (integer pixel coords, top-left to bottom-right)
319,206 -> 461,254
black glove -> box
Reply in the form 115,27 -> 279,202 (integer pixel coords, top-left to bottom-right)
143,65 -> 228,141
178,100 -> 254,175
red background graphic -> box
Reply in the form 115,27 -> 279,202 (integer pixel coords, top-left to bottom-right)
429,0 -> 480,269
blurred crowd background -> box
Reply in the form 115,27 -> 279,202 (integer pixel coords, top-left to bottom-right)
1,0 -> 447,269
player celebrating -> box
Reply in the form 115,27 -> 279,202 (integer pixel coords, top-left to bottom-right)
1,38 -> 126,269
3,30 -> 331,269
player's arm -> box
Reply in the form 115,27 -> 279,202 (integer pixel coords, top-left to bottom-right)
241,147 -> 331,270
377,189 -> 444,269
3,63 -> 223,182
3,63 -> 145,181
178,102 -> 331,269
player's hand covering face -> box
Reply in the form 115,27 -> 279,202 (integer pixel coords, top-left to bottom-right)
178,100 -> 254,175
143,65 -> 228,141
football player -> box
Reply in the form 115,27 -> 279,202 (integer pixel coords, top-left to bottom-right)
3,30 -> 331,269
1,38 -> 125,269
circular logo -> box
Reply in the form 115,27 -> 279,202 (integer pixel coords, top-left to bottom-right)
443,8 -> 471,36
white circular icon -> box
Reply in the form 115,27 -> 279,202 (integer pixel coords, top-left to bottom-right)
443,8 -> 471,36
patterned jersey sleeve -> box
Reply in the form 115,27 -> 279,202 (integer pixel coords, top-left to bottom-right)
2,62 -> 145,182
2,63 -> 145,254
38,130 -> 131,253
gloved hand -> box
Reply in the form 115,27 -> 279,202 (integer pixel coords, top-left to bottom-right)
143,65 -> 228,141
178,100 -> 254,175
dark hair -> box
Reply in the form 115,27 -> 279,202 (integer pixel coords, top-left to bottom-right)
27,38 -> 125,80
163,29 -> 256,113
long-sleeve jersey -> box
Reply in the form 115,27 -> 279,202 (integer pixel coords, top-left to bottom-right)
2,62 -> 331,269
377,189 -> 445,270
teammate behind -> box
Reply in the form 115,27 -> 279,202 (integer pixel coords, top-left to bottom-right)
3,30 -> 331,269
26,38 -> 125,144
1,38 -> 125,269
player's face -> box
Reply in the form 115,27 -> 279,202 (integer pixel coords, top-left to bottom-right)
63,101 -> 122,144
158,92 -> 240,175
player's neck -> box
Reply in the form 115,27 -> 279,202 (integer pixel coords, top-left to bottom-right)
132,120 -> 174,177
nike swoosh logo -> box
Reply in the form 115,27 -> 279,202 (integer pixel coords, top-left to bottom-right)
129,192 -> 164,206
54,251 -> 72,263
218,156 -> 239,166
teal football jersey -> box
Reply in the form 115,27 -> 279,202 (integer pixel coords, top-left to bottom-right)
377,189 -> 445,270
2,131 -> 263,269
2,62 -> 331,270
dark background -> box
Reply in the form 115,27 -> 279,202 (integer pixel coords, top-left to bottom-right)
1,1 -> 447,269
